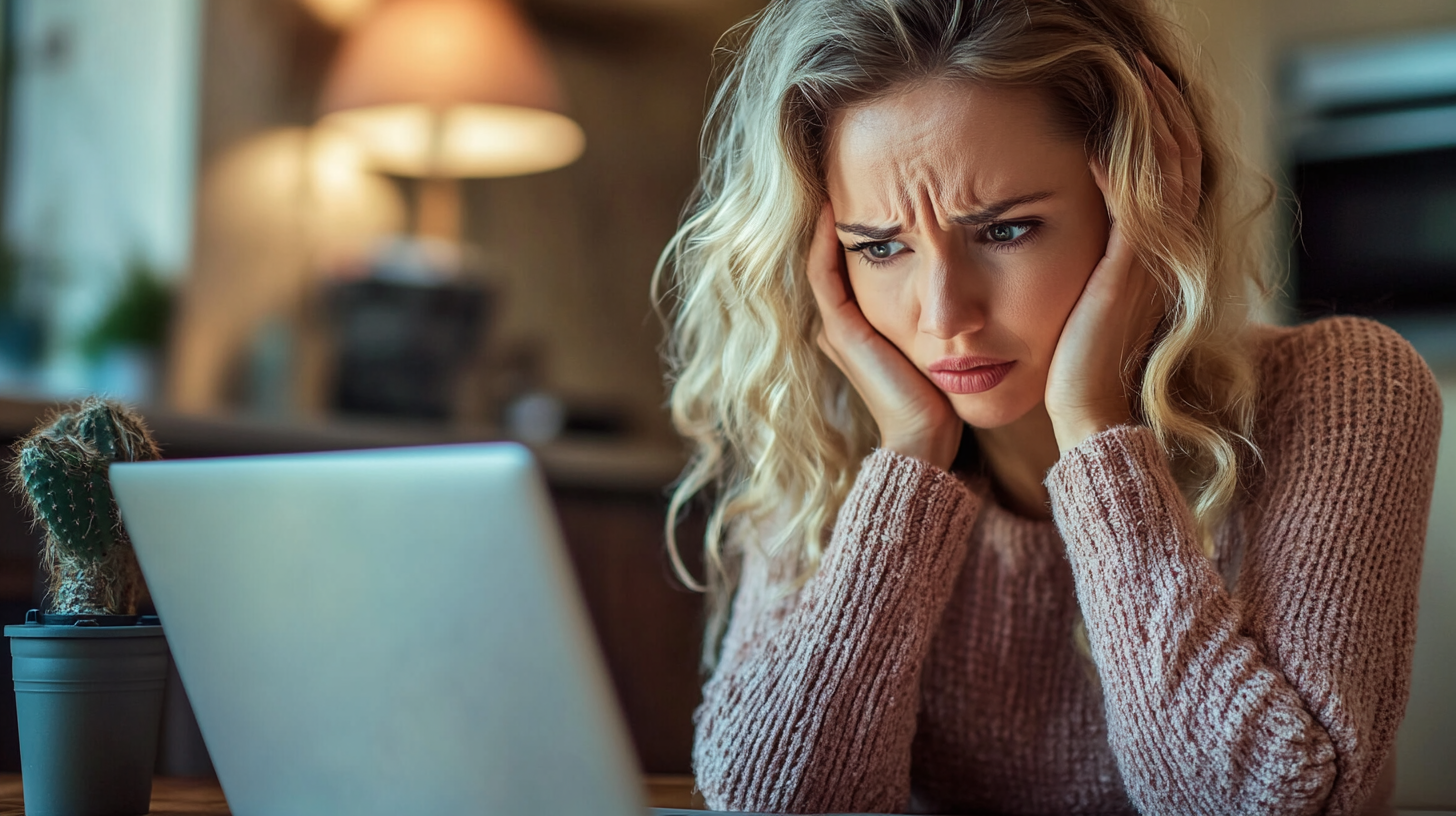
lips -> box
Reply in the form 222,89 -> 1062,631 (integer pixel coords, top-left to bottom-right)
927,357 -> 1015,395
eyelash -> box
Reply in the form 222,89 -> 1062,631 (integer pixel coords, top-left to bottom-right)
846,220 -> 1044,267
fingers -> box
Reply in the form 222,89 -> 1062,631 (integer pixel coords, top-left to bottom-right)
806,202 -> 877,354
805,203 -> 857,342
1088,162 -> 1134,267
1145,62 -> 1203,211
1136,53 -> 1202,222
1137,57 -> 1183,214
805,203 -> 850,313
1088,158 -> 1167,332
806,203 -> 863,373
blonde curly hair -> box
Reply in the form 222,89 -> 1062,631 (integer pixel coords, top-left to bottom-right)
654,0 -> 1273,668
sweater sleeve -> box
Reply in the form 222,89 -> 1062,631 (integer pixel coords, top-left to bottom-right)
1045,317 -> 1442,816
692,448 -> 980,814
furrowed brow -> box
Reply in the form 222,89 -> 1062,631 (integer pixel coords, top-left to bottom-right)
834,192 -> 1054,239
949,192 -> 1054,226
834,222 -> 902,241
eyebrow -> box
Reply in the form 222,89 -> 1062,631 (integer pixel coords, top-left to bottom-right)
835,191 -> 1055,239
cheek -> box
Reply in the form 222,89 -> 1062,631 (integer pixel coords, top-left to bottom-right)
994,227 -> 1106,356
990,262 -> 1083,349
847,262 -> 917,346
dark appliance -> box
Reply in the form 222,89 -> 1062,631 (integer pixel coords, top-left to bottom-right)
1286,31 -> 1456,320
327,279 -> 491,420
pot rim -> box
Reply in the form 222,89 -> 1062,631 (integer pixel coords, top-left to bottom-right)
4,609 -> 163,638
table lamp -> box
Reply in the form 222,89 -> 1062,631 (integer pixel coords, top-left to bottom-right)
317,0 -> 585,244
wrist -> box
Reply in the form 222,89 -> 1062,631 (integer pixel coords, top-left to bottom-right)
882,423 -> 963,473
1050,408 -> 1133,454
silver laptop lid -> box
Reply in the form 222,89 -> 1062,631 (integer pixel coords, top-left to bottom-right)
112,443 -> 646,816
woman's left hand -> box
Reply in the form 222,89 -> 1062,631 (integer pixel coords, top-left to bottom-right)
1045,54 -> 1201,454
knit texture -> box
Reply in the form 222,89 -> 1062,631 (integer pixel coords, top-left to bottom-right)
692,316 -> 1442,815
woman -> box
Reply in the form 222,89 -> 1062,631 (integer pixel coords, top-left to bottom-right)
654,0 -> 1442,813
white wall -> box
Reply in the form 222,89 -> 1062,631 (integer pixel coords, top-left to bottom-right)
2,0 -> 202,393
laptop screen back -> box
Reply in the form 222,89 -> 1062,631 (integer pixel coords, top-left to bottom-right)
112,443 -> 645,816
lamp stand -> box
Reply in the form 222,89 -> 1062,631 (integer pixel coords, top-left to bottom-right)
415,176 -> 462,244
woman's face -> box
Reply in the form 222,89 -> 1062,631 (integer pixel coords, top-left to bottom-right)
824,80 -> 1110,430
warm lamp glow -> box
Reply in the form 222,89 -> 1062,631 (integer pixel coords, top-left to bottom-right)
323,103 -> 584,177
298,0 -> 380,28
199,126 -> 406,269
318,0 -> 583,179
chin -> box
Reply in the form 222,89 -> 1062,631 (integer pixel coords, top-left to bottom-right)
947,390 -> 1041,431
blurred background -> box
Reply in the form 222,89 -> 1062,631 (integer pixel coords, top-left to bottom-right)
0,0 -> 1451,443
0,0 -> 1450,807
0,0 -> 770,444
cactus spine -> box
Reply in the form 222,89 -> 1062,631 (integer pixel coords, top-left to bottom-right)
10,398 -> 161,615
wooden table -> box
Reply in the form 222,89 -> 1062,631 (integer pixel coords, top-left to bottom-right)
0,773 -> 706,814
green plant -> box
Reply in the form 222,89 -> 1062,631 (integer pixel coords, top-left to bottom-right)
10,398 -> 162,615
81,258 -> 173,359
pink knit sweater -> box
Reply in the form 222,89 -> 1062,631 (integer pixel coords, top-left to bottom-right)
692,316 -> 1442,815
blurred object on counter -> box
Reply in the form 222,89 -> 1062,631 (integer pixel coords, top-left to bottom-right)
318,0 -> 585,243
244,316 -> 297,420
325,236 -> 493,420
492,339 -> 630,442
501,392 -> 630,443
367,235 -> 475,284
167,125 -> 406,417
503,391 -> 565,443
327,278 -> 490,419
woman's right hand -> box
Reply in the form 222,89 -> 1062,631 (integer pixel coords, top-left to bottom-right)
807,203 -> 964,472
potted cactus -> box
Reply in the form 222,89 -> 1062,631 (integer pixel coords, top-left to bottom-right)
4,398 -> 169,816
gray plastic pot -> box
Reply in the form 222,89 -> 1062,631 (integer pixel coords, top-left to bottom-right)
5,611 -> 168,816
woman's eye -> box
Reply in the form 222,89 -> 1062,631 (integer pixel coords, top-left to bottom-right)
986,223 -> 1033,243
862,240 -> 906,261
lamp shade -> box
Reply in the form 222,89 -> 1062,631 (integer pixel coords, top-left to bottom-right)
319,0 -> 585,178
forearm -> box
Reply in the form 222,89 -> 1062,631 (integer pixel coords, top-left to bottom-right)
694,449 -> 978,813
1049,427 -> 1349,816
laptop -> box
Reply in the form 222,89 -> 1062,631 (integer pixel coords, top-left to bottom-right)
112,443 -> 692,816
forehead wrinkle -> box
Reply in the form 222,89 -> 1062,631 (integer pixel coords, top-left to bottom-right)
851,162 -> 1039,238
827,85 -> 1060,234
868,154 -> 958,234
878,167 -> 984,235
847,171 -> 917,234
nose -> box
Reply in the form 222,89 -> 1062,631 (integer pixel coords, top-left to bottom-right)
917,251 -> 986,340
